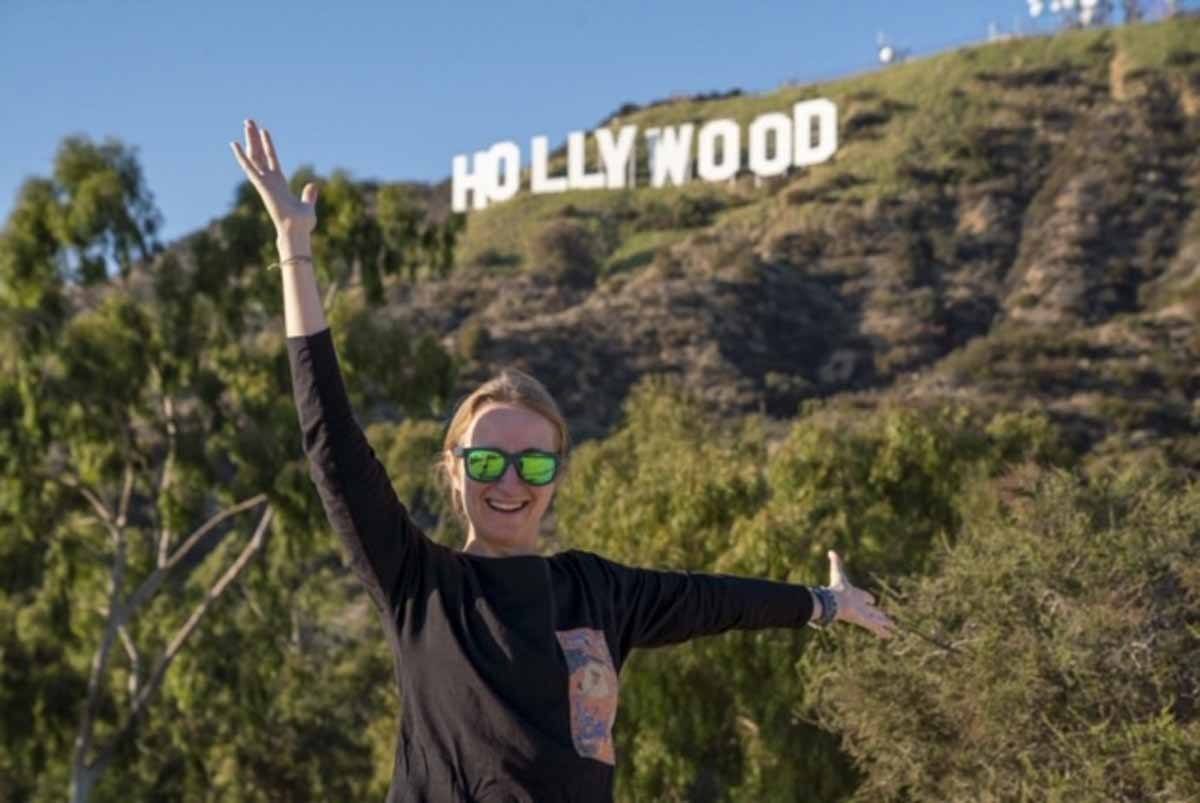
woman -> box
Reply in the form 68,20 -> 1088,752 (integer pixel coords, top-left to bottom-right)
231,119 -> 895,803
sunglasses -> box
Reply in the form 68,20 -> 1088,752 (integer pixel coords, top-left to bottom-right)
452,446 -> 561,486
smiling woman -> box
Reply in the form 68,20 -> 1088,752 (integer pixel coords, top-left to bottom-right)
437,370 -> 570,557
230,117 -> 896,803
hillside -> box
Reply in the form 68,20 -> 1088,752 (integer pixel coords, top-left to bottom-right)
355,17 -> 1200,465
141,17 -> 1200,455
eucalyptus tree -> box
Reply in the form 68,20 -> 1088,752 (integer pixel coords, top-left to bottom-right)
0,135 -> 455,802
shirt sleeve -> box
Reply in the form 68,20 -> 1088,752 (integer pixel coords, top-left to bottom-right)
591,554 -> 816,657
286,327 -> 433,608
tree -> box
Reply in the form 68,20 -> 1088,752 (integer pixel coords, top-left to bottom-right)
555,381 -> 1064,801
0,135 -> 456,801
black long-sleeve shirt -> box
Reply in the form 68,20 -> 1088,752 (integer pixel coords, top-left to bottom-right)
286,327 -> 816,803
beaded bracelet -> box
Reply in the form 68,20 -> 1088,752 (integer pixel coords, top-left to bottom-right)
808,586 -> 838,629
266,255 -> 314,271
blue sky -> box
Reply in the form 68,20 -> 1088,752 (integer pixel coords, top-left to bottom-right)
0,1 -> 1109,244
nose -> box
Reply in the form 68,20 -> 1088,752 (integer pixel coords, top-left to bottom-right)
495,461 -> 524,491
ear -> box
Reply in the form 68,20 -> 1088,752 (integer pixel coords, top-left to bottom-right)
447,450 -> 464,495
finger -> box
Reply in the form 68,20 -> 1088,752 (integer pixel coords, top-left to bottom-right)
874,612 -> 896,634
828,550 -> 845,587
245,119 -> 267,168
261,126 -> 280,174
301,182 -> 318,205
230,141 -> 264,182
864,609 -> 894,639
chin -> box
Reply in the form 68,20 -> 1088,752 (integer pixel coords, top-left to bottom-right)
476,513 -> 538,548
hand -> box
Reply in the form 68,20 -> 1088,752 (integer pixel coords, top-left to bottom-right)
229,119 -> 317,240
827,550 -> 895,640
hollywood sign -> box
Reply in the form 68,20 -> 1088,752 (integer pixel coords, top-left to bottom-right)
451,98 -> 838,213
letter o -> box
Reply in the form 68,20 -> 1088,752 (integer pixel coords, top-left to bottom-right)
748,113 -> 792,178
697,119 -> 741,183
488,141 -> 521,203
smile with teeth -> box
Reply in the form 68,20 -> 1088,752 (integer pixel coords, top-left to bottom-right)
486,499 -> 529,513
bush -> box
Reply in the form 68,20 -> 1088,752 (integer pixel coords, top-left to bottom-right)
527,219 -> 599,287
556,384 -> 1067,802
456,318 -> 492,362
806,467 -> 1200,802
634,192 -> 728,232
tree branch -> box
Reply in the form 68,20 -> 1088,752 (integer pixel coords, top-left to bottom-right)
156,394 -> 177,567
323,279 -> 339,313
120,493 -> 268,624
71,513 -> 127,777
115,463 -> 135,529
62,475 -> 114,525
118,624 -> 140,700
94,505 -> 274,772
164,493 -> 269,571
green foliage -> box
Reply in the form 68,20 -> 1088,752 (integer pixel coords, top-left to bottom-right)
634,190 -> 729,231
368,418 -> 464,547
329,297 -> 457,418
807,467 -> 1200,802
761,401 -> 1068,579
0,135 -> 161,361
557,381 -> 1064,801
0,136 -> 455,801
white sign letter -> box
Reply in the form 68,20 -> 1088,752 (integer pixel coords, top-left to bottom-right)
696,119 -> 740,183
792,98 -> 838,168
596,125 -> 638,189
452,150 -> 493,212
748,112 -> 791,178
646,124 -> 695,188
488,141 -> 521,203
531,135 -> 568,194
567,131 -> 606,191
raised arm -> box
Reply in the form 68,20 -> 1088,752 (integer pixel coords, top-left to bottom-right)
229,119 -> 325,337
231,119 -> 431,606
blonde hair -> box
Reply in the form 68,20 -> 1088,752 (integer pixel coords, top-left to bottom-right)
437,367 -> 570,520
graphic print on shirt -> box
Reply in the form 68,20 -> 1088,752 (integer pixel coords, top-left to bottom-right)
555,627 -> 619,765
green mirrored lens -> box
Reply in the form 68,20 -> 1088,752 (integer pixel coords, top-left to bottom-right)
466,449 -> 505,481
518,453 -> 557,485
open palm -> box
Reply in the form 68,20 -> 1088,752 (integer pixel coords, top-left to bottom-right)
828,550 -> 895,639
229,119 -> 317,238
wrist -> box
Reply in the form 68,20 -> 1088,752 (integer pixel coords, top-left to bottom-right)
808,586 -> 838,629
276,231 -> 312,260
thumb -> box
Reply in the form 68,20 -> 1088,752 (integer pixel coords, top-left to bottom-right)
301,182 -> 318,205
828,550 -> 845,587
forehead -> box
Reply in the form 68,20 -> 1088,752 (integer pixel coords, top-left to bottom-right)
466,403 -> 558,452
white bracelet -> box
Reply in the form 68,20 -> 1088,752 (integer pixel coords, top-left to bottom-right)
266,255 -> 313,271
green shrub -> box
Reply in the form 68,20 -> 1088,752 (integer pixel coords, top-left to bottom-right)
527,218 -> 599,287
367,419 -> 462,548
806,467 -> 1200,802
557,383 -> 1067,802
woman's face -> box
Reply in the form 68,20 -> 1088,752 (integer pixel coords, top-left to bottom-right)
452,402 -> 560,556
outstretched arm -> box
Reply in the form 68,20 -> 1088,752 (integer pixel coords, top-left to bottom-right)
602,549 -> 894,658
231,119 -> 431,606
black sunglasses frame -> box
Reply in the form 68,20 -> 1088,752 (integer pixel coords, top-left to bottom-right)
452,446 -> 562,486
